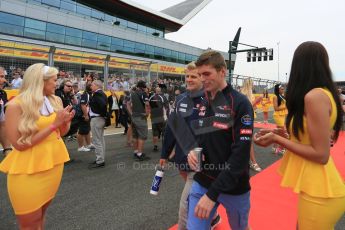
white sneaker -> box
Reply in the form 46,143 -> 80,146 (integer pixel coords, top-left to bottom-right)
249,161 -> 262,172
78,146 -> 90,152
85,144 -> 95,149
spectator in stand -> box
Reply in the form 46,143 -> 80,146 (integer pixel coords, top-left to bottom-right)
108,90 -> 121,128
55,79 -> 73,109
106,77 -> 113,91
72,82 -> 79,100
128,76 -> 135,86
56,69 -> 67,89
0,68 -> 7,90
111,78 -> 121,91
118,78 -> 123,89
122,78 -> 130,91
15,67 -> 23,77
79,73 -> 87,89
10,72 -> 22,89
0,67 -> 12,156
93,72 -> 99,80
85,73 -> 94,85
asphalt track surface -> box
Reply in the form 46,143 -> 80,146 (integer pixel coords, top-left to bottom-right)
0,112 -> 344,230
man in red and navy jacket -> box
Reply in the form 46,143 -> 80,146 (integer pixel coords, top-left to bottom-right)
187,51 -> 253,230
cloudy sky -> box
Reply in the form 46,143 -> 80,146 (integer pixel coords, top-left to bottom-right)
133,0 -> 344,82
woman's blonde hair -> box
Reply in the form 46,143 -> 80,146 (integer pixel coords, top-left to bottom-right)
14,63 -> 62,145
241,78 -> 254,101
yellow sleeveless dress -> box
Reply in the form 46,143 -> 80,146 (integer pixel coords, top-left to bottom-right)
278,88 -> 345,229
0,112 -> 70,215
273,95 -> 287,126
261,97 -> 270,112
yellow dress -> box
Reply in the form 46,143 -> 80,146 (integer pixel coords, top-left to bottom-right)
278,88 -> 345,229
273,95 -> 288,126
261,97 -> 270,112
0,112 -> 70,215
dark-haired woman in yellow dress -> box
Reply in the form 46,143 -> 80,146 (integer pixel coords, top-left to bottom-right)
254,41 -> 345,230
0,63 -> 74,229
272,84 -> 288,154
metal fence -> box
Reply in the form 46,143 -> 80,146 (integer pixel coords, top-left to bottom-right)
230,74 -> 281,93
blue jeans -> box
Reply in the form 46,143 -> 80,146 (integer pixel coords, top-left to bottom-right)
187,181 -> 250,230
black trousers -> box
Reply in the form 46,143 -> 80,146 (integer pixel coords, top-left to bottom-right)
110,109 -> 120,127
119,110 -> 130,133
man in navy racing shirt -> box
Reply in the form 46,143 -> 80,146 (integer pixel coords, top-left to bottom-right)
187,51 -> 253,230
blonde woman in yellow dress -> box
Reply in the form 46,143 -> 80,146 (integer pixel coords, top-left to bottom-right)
0,63 -> 74,229
254,41 -> 345,230
272,83 -> 288,154
241,78 -> 263,172
261,89 -> 270,124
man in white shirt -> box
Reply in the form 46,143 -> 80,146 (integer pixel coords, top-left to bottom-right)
11,72 -> 22,89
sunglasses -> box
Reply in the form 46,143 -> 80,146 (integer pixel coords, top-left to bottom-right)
65,85 -> 72,88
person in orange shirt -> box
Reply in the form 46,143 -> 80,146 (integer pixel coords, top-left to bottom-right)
254,42 -> 345,230
0,63 -> 74,229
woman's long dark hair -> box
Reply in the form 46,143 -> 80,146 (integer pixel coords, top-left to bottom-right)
286,41 -> 343,141
274,84 -> 285,106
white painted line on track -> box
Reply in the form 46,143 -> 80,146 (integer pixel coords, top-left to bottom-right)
104,128 -> 152,136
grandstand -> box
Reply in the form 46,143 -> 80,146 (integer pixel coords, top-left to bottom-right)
0,0 -> 229,82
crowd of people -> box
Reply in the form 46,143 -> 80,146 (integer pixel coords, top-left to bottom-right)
0,42 -> 344,230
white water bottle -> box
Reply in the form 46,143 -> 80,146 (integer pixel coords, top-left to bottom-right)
150,167 -> 164,195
